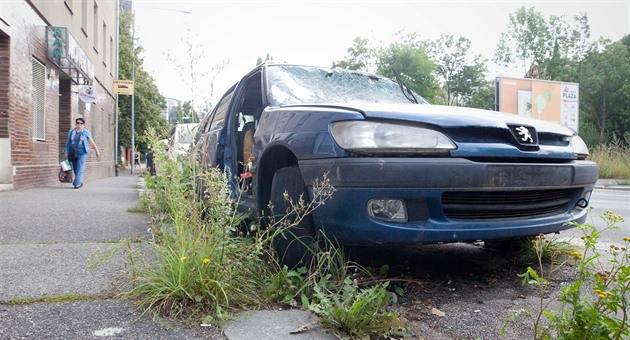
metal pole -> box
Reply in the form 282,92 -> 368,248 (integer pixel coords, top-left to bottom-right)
130,7 -> 135,175
114,0 -> 120,176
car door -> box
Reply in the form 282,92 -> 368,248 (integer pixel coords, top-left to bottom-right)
198,89 -> 234,171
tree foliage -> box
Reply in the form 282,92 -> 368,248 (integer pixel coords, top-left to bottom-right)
428,34 -> 488,106
118,10 -> 168,155
335,37 -> 374,72
375,33 -> 439,101
576,38 -> 630,145
494,6 -> 591,80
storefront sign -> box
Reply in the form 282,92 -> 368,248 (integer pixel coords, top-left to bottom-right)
78,85 -> 98,103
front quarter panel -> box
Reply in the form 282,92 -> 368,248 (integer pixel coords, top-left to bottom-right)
255,107 -> 363,160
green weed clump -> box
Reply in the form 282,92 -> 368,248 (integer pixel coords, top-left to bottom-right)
123,129 -> 404,338
128,137 -> 269,323
504,211 -> 630,339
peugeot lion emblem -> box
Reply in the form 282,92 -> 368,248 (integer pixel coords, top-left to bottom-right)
516,126 -> 534,143
508,124 -> 538,147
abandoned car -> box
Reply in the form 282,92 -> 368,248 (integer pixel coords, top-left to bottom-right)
194,63 -> 598,267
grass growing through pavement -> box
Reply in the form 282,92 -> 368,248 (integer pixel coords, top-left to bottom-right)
122,129 -> 404,337
10,294 -> 102,304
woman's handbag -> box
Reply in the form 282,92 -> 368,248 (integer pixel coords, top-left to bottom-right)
58,168 -> 73,183
67,149 -> 78,161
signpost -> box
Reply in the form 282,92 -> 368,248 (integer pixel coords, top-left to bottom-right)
113,79 -> 134,95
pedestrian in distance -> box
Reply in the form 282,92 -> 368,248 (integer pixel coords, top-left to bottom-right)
134,147 -> 140,168
63,117 -> 100,189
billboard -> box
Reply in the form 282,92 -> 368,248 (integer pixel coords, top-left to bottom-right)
496,77 -> 579,132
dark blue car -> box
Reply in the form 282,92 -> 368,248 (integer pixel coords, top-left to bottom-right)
195,63 -> 598,267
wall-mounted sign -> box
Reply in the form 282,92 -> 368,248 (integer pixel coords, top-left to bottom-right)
113,80 -> 134,95
46,26 -> 94,85
78,85 -> 98,103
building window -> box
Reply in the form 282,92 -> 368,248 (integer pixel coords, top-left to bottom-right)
109,36 -> 114,75
64,0 -> 73,13
93,1 -> 99,52
81,0 -> 88,36
102,21 -> 107,65
90,104 -> 96,142
79,100 -> 84,116
101,107 -> 105,145
31,58 -> 46,141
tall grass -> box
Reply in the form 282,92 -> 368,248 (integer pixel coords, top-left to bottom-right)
126,135 -> 271,323
588,137 -> 630,180
124,129 -> 403,337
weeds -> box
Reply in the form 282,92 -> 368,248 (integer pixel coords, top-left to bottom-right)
121,129 -> 403,338
504,211 -> 630,339
309,280 -> 405,339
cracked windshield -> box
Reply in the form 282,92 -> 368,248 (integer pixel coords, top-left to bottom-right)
267,65 -> 428,106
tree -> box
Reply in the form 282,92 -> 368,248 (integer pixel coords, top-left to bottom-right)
375,33 -> 439,101
577,38 -> 630,145
466,80 -> 496,110
256,53 -> 274,66
117,10 -> 168,156
428,34 -> 488,106
335,37 -> 374,71
494,6 -> 591,80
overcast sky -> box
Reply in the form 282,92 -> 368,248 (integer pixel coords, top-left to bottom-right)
133,0 -> 630,106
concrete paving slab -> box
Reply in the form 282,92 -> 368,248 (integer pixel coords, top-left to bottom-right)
0,243 -> 123,301
223,309 -> 336,340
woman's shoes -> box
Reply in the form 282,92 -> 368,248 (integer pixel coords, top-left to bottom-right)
74,183 -> 83,189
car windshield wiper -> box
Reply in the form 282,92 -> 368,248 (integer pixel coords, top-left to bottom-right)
393,69 -> 419,104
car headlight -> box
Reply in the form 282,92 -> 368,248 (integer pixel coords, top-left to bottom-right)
570,135 -> 589,159
330,121 -> 456,155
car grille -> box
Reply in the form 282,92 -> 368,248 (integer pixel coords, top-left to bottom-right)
441,188 -> 581,220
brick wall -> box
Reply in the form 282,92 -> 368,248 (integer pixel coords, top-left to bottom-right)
3,1 -> 115,190
0,31 -> 8,139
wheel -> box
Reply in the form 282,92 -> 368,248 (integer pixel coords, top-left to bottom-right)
270,166 -> 315,269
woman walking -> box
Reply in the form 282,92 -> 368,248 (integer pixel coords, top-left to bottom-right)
63,118 -> 100,189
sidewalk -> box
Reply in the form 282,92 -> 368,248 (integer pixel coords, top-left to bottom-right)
0,172 -> 220,339
595,178 -> 630,191
0,172 -> 335,339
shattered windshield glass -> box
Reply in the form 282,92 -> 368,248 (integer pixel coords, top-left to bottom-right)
266,65 -> 428,106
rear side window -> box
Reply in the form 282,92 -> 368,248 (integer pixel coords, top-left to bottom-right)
210,91 -> 233,132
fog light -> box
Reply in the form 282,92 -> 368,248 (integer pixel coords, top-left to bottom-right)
367,199 -> 407,222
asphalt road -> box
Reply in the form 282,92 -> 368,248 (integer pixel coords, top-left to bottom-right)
558,187 -> 630,247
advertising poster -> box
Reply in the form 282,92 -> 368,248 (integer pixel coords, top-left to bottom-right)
497,77 -> 579,132
517,90 -> 532,117
560,84 -> 579,132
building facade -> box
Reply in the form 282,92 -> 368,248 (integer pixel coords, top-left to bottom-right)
0,0 -> 117,190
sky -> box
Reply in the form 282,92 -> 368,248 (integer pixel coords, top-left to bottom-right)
132,0 -> 630,107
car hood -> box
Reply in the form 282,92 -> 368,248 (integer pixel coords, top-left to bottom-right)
293,103 -> 576,136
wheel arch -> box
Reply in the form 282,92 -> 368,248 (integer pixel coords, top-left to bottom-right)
255,144 -> 299,218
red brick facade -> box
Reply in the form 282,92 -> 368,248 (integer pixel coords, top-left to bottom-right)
0,1 -> 115,190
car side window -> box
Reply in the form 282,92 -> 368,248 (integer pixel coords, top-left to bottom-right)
210,91 -> 234,133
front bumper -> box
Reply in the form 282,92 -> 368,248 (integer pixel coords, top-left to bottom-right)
299,157 -> 598,245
